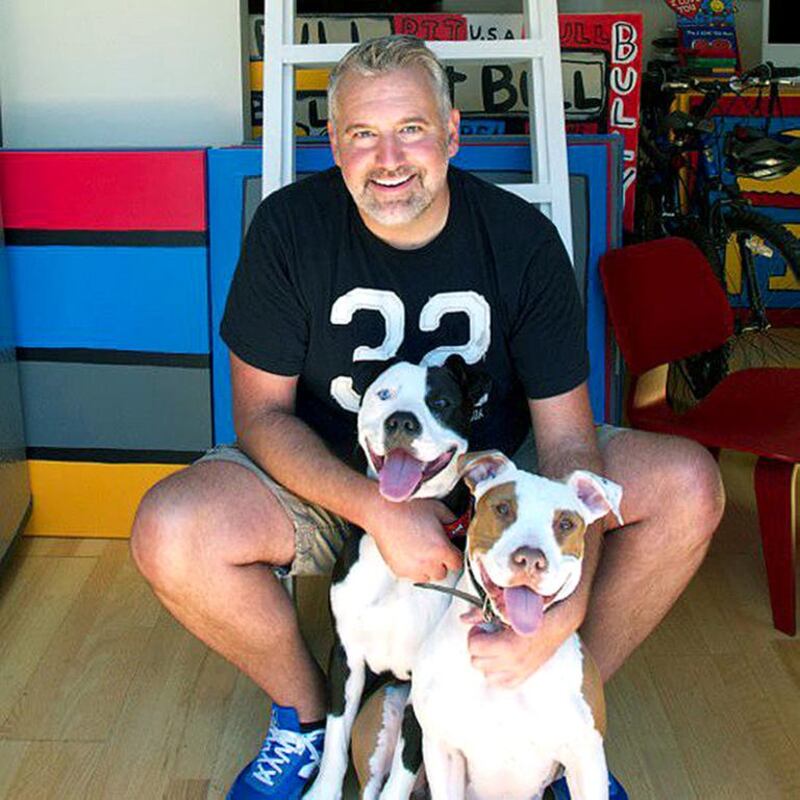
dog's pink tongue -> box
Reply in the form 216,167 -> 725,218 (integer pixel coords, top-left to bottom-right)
378,449 -> 424,502
503,586 -> 545,636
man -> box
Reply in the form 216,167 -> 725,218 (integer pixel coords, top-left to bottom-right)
130,35 -> 724,800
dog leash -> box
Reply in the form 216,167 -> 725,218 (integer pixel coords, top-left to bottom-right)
412,580 -> 488,611
465,554 -> 501,625
414,554 -> 501,626
413,503 -> 502,625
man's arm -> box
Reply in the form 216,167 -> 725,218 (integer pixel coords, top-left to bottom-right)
466,382 -> 608,687
230,353 -> 462,581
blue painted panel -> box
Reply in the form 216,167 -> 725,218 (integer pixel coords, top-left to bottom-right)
208,138 -> 623,443
7,246 -> 209,353
753,206 -> 800,226
208,149 -> 263,444
567,137 -> 625,423
221,138 -> 540,175
295,138 -> 536,173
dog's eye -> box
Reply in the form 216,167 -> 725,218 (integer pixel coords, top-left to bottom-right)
559,516 -> 575,532
377,388 -> 391,400
495,502 -> 510,517
430,396 -> 451,410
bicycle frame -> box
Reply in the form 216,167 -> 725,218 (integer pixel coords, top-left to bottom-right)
638,91 -> 772,326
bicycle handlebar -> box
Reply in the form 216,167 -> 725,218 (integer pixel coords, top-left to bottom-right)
739,62 -> 800,83
645,61 -> 800,94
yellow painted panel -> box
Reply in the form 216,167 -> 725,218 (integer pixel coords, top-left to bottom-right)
25,461 -> 184,538
297,69 -> 330,92
725,234 -> 743,295
738,167 -> 800,196
250,60 -> 261,90
249,61 -> 329,92
725,224 -> 800,294
770,224 -> 800,291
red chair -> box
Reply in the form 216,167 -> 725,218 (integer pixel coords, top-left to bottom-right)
600,237 -> 800,635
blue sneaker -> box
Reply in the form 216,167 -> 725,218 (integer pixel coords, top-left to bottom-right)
550,771 -> 628,799
227,704 -> 325,799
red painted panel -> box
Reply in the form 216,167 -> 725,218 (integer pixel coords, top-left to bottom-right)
714,95 -> 800,118
0,151 -> 207,231
743,191 -> 800,208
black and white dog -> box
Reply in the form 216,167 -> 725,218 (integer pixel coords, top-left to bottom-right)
304,356 -> 489,800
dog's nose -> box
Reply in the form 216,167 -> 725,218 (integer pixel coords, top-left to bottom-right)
511,546 -> 548,574
384,412 -> 421,437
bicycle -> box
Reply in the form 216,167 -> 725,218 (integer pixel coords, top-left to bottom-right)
635,62 -> 800,406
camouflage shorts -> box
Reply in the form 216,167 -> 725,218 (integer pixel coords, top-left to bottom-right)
196,444 -> 350,577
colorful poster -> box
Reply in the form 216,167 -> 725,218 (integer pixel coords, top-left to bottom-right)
669,0 -> 736,25
558,14 -> 643,231
665,0 -> 739,70
662,0 -> 704,19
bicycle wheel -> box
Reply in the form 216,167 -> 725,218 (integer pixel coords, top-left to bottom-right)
632,165 -> 666,243
721,207 -> 800,373
665,219 -> 731,409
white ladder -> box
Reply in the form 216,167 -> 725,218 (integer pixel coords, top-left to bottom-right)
262,1 -> 573,256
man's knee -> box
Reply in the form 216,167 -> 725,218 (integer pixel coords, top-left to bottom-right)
653,437 -> 726,547
129,477 -> 198,590
677,439 -> 724,518
608,431 -> 725,547
130,462 -> 297,593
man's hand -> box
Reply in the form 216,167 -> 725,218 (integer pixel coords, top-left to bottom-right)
462,598 -> 585,688
365,497 -> 463,582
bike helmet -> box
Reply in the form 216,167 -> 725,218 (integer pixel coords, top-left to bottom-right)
726,128 -> 800,180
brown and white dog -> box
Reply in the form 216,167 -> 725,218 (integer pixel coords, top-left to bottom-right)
410,451 -> 623,800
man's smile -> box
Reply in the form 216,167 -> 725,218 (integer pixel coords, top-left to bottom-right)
369,173 -> 418,192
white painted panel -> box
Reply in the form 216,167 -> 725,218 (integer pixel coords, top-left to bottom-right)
0,0 -> 244,147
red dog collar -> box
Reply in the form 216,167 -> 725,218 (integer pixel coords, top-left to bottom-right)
443,505 -> 472,540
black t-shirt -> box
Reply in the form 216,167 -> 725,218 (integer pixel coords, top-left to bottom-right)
221,165 -> 588,465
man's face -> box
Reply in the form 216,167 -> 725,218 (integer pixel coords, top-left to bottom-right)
328,66 -> 460,238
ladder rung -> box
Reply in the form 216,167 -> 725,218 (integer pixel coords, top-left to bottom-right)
425,39 -> 547,61
277,39 -> 547,67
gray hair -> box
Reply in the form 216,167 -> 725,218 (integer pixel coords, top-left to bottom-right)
327,34 -> 452,128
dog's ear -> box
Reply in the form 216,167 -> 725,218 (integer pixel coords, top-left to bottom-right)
457,450 -> 513,494
443,354 -> 492,407
351,358 -> 401,398
566,470 -> 624,526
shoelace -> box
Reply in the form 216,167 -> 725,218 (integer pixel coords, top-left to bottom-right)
251,722 -> 323,787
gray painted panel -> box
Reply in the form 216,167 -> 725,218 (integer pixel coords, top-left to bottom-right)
244,176 -> 262,235
570,174 -> 588,304
18,362 -> 212,451
0,357 -> 27,461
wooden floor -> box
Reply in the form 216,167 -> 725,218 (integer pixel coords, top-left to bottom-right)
1,450 -> 800,799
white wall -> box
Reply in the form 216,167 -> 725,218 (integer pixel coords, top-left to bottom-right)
0,0 -> 246,148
